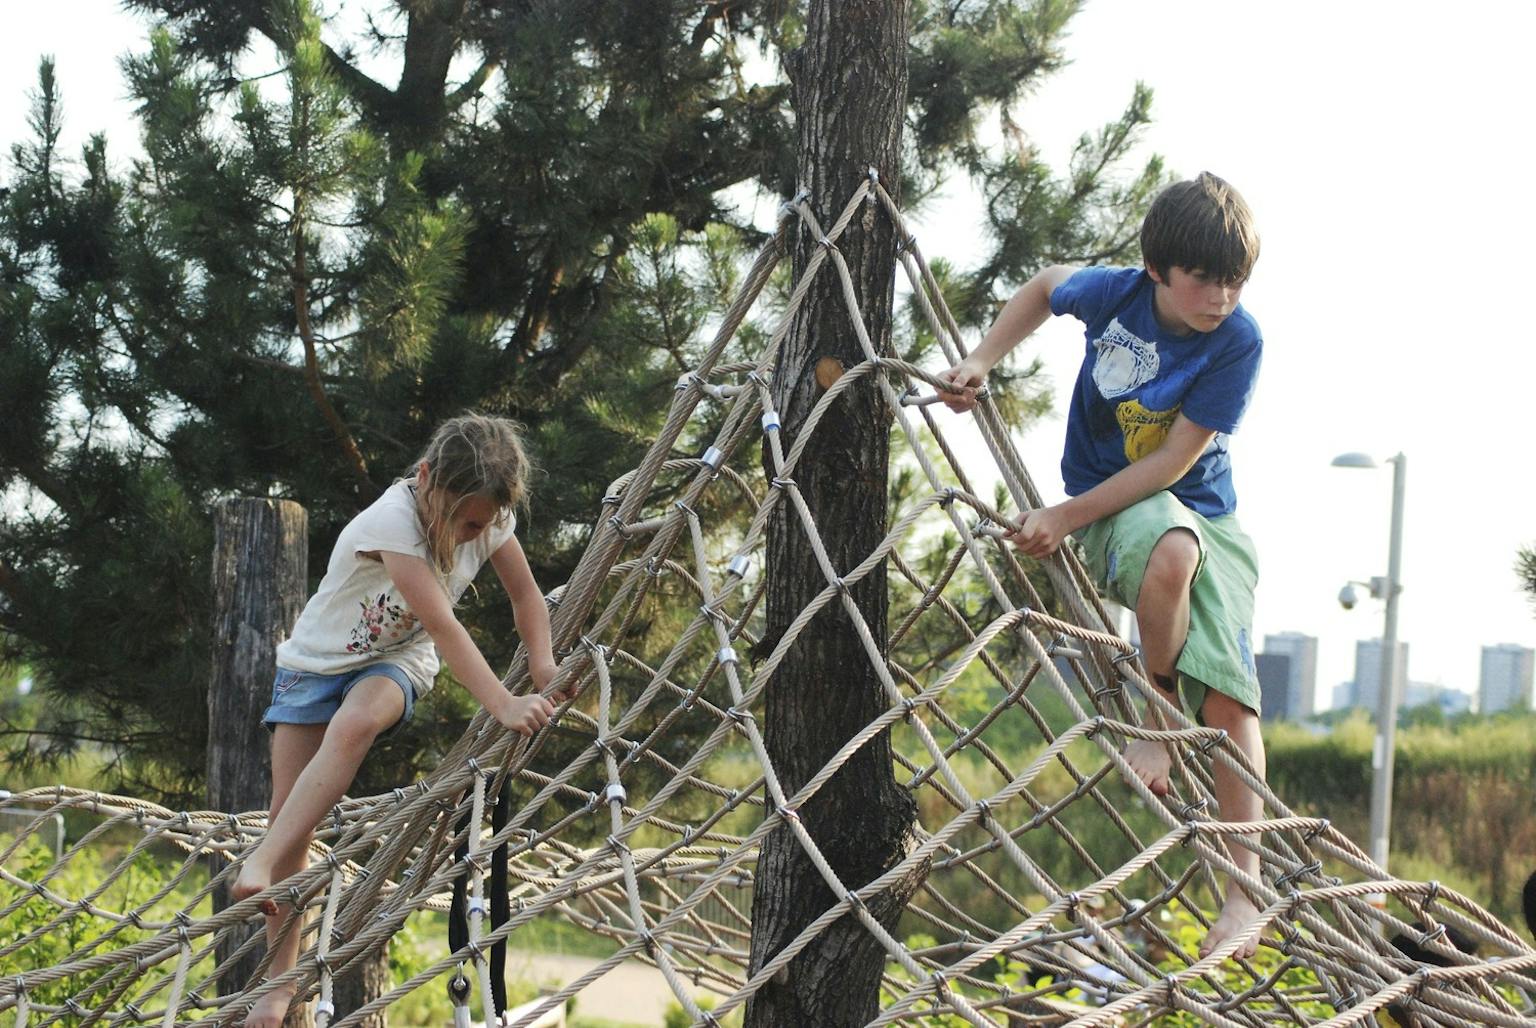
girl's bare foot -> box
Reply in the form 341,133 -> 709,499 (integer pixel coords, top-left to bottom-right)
1124,739 -> 1173,796
1199,894 -> 1262,960
244,982 -> 297,1028
232,861 -> 279,917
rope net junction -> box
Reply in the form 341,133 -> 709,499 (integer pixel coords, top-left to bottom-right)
4,178 -> 1535,1028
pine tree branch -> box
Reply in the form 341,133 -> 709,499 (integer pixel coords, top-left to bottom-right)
292,202 -> 375,493
512,256 -> 565,357
10,458 -> 76,517
446,59 -> 498,110
258,4 -> 395,124
0,722 -> 164,749
521,246 -> 627,385
133,0 -> 395,122
0,559 -> 19,605
233,352 -> 341,382
689,2 -> 734,50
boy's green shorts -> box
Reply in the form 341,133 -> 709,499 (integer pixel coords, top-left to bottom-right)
1076,491 -> 1261,718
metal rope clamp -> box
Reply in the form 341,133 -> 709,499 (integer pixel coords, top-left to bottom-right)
1199,729 -> 1228,754
1279,911 -> 1302,953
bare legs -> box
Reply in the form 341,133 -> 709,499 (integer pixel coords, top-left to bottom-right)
1198,688 -> 1264,959
233,678 -> 405,1027
1122,528 -> 1265,960
237,723 -> 323,1028
1123,529 -> 1198,796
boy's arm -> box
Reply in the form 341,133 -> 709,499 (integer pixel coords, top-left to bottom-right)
938,264 -> 1077,412
1009,414 -> 1217,558
489,534 -> 562,697
380,551 -> 553,733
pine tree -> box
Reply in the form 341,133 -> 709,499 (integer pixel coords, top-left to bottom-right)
1,0 -> 1163,803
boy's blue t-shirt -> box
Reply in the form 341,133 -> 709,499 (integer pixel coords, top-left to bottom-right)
1049,266 -> 1262,518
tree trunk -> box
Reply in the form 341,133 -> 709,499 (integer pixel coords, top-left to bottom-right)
209,498 -> 315,1027
392,0 -> 466,154
747,3 -> 919,1026
333,953 -> 390,1028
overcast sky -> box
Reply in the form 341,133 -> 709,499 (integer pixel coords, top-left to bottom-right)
4,1 -> 1534,706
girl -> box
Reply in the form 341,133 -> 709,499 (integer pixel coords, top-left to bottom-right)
232,414 -> 560,1027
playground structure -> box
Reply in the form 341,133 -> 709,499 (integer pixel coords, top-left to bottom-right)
4,178 -> 1536,1027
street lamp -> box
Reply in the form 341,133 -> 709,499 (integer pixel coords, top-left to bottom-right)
1332,451 -> 1407,873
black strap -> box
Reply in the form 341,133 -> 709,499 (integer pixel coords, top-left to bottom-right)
490,777 -> 511,1014
448,803 -> 470,956
447,776 -> 512,1016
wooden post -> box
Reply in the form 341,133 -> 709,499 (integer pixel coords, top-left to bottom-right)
209,497 -> 313,1028
209,497 -> 308,821
209,497 -> 391,1026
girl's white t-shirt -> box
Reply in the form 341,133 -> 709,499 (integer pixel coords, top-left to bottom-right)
275,480 -> 518,695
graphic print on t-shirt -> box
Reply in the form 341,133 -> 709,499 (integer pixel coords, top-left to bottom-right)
1115,397 -> 1180,462
346,592 -> 419,654
1091,318 -> 1180,462
1091,318 -> 1159,398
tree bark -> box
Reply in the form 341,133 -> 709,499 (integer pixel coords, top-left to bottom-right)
747,3 -> 920,1026
209,498 -> 314,1027
392,0 -> 467,154
332,952 -> 390,1028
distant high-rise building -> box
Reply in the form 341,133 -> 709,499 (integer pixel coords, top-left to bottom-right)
1479,644 -> 1535,714
1331,681 -> 1356,712
1262,632 -> 1318,719
1402,682 -> 1473,718
1255,653 -> 1292,721
1353,638 -> 1409,713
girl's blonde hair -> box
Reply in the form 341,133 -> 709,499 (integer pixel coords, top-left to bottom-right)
410,413 -> 531,577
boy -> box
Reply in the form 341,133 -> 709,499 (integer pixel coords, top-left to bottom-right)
938,171 -> 1266,960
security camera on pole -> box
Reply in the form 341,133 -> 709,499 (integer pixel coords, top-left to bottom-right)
1332,451 -> 1407,875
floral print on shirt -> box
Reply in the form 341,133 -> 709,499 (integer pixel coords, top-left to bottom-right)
347,592 -> 419,654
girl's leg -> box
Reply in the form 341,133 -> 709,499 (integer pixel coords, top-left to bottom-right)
1124,528 -> 1200,795
235,678 -> 405,1027
236,677 -> 405,898
1197,687 -> 1266,960
243,723 -> 325,1028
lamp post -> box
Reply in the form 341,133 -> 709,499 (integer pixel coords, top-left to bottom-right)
1332,451 -> 1406,872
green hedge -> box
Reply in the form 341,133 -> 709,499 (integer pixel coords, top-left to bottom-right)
1268,711 -> 1536,926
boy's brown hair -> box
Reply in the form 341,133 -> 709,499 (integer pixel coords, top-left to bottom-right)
1140,171 -> 1260,286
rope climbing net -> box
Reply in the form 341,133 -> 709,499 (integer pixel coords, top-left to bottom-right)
4,177 -> 1535,1028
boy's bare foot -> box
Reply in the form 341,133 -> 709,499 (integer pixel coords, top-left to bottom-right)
232,861 -> 279,917
244,983 -> 297,1028
1123,739 -> 1173,797
1199,893 -> 1262,960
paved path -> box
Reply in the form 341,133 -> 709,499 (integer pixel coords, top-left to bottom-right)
508,949 -> 710,1026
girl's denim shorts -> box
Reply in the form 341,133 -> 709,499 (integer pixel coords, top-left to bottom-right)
263,663 -> 417,735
